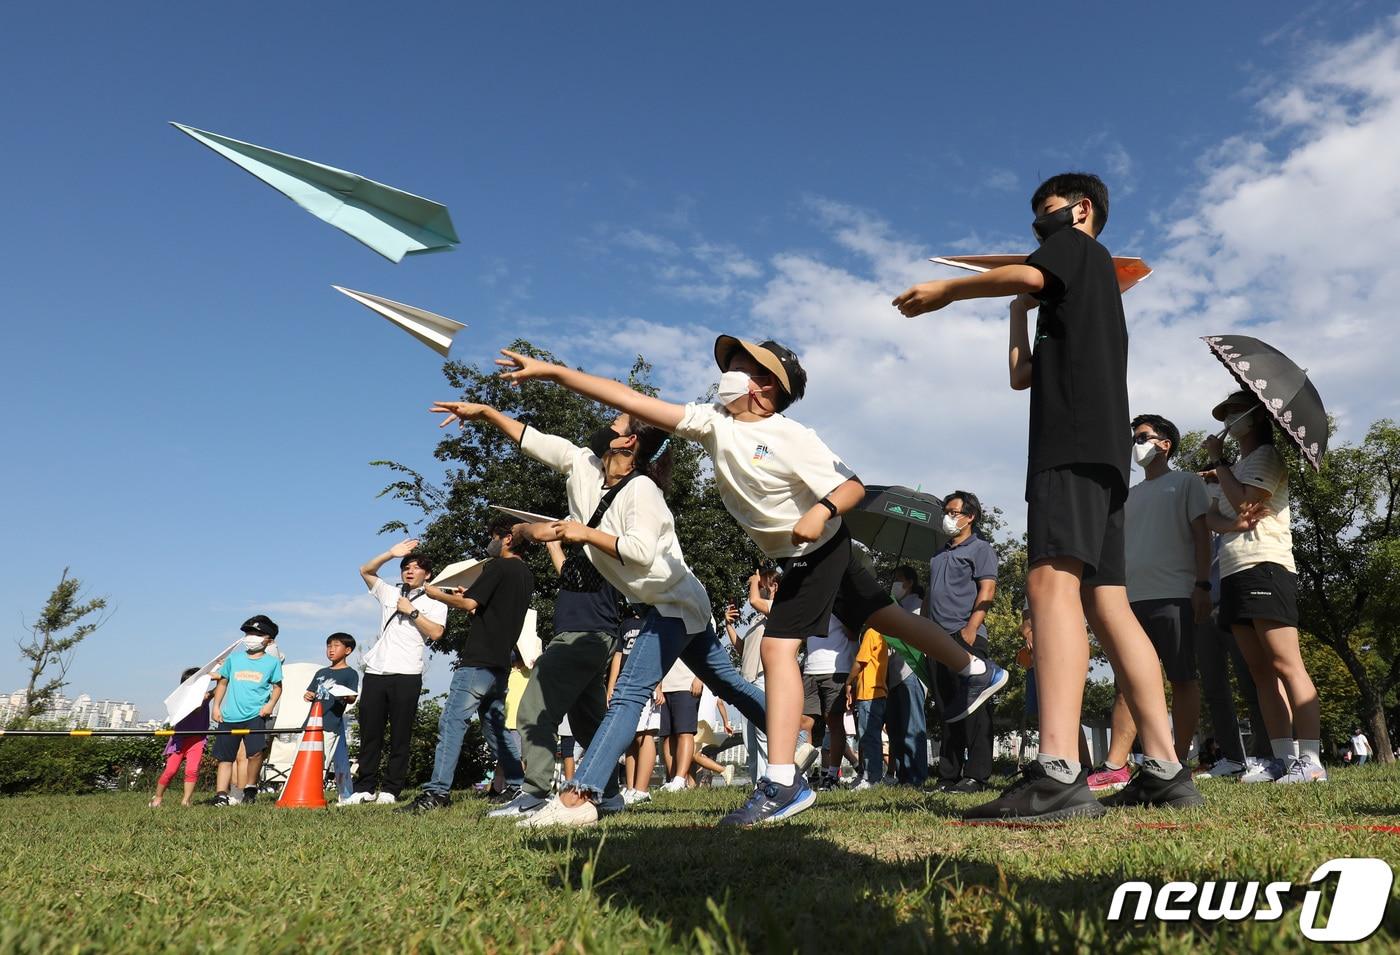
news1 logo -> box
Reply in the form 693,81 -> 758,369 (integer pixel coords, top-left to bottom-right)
1107,858 -> 1393,942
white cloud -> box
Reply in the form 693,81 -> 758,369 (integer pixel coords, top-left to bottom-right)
260,593 -> 381,632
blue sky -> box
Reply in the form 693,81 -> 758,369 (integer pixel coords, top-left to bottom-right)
3,3 -> 1397,718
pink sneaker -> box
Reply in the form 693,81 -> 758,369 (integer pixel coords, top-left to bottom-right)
1087,763 -> 1132,792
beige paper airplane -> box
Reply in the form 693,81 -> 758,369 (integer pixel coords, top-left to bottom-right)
930,254 -> 1152,294
490,505 -> 560,524
332,285 -> 465,356
431,557 -> 489,591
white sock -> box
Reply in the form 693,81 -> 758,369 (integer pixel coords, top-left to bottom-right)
768,764 -> 795,786
1300,739 -> 1322,764
1142,757 -> 1182,781
1103,759 -> 1125,771
1037,753 -> 1080,784
958,657 -> 987,677
1270,738 -> 1295,760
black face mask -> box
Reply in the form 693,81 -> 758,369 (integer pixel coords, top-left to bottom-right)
1032,203 -> 1078,244
587,425 -> 623,458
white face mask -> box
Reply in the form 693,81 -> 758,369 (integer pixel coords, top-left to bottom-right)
717,371 -> 751,406
1133,440 -> 1159,468
242,635 -> 267,651
890,582 -> 907,600
1227,414 -> 1255,439
942,513 -> 964,536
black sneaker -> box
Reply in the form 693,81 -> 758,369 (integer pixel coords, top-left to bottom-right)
242,787 -> 258,805
962,761 -> 1106,823
942,778 -> 988,794
487,784 -> 523,805
212,792 -> 230,807
1101,766 -> 1205,809
396,791 -> 451,814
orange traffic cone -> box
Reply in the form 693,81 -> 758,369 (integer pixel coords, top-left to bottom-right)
277,700 -> 328,809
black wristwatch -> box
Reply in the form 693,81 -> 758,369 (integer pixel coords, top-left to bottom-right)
408,609 -> 420,620
1194,581 -> 1211,591
817,497 -> 838,519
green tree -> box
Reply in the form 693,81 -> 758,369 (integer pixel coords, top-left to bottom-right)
14,570 -> 108,727
1289,420 -> 1400,762
373,339 -> 761,660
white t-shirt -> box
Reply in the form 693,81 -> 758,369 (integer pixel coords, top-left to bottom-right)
673,402 -> 856,559
1125,469 -> 1210,602
804,615 -> 855,676
740,618 -> 766,683
1218,445 -> 1295,577
660,656 -> 698,694
1351,734 -> 1371,757
362,578 -> 448,676
520,427 -> 713,633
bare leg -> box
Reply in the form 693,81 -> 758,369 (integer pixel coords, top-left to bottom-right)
1256,620 -> 1319,740
1082,584 -> 1176,761
1026,558 -> 1090,760
633,733 -> 657,793
246,750 -> 266,790
1104,689 -> 1136,767
661,736 -> 675,778
180,778 -> 197,806
759,638 -> 804,766
216,761 -> 235,794
824,712 -> 845,772
1232,624 -> 1294,740
1170,679 -> 1201,763
672,733 -> 696,780
691,749 -> 725,776
864,604 -> 972,671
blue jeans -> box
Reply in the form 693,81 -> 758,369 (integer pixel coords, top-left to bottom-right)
885,672 -> 928,785
424,666 -> 521,795
855,697 -> 887,783
571,611 -> 767,797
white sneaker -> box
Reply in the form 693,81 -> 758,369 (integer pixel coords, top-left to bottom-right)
620,787 -> 638,805
343,791 -> 376,805
374,792 -> 397,804
661,776 -> 688,792
851,779 -> 874,791
721,765 -> 735,787
1276,755 -> 1328,785
516,795 -> 599,829
795,742 -> 819,776
1239,757 -> 1287,783
629,789 -> 651,805
1194,757 -> 1247,780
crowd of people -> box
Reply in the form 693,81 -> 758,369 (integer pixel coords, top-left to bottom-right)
155,170 -> 1340,825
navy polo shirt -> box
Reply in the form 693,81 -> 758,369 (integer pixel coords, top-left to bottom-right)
928,535 -> 999,639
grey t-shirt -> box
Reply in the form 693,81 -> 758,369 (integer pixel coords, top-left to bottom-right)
928,536 -> 999,639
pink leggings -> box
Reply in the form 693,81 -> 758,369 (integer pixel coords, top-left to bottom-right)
159,738 -> 206,786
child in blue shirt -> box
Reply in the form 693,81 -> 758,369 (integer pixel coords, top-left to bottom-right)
304,632 -> 360,803
211,615 -> 283,806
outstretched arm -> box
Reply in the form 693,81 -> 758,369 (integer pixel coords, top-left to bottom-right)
893,265 -> 1045,318
496,350 -> 687,432
430,401 -> 525,444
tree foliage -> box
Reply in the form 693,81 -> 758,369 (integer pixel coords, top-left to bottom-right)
14,570 -> 108,727
372,340 -> 762,659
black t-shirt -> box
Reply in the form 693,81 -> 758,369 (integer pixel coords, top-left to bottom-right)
1024,227 -> 1131,494
305,666 -> 360,734
618,613 -> 646,657
458,557 -> 536,669
552,551 -> 623,636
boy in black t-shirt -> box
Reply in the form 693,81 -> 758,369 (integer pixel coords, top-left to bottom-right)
401,516 -> 536,813
303,632 -> 360,803
893,172 -> 1202,820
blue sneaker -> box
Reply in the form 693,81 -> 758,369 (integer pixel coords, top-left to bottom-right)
943,661 -> 1008,724
719,776 -> 815,827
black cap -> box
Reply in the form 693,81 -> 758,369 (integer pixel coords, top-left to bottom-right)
240,614 -> 279,638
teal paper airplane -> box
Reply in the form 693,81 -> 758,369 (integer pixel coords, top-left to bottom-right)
171,122 -> 459,263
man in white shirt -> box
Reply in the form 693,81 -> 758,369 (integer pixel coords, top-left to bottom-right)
805,615 -> 855,789
1351,729 -> 1372,766
345,539 -> 447,804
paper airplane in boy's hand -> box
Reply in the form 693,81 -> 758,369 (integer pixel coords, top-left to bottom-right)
431,557 -> 490,592
170,122 -> 459,263
324,684 -> 358,699
333,286 -> 465,356
490,505 -> 560,524
930,254 -> 1152,294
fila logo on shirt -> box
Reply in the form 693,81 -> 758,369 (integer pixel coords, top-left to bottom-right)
752,444 -> 772,463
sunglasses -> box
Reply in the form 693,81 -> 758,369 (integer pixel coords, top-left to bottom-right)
1132,432 -> 1163,444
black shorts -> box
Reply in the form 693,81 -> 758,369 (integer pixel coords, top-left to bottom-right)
658,690 -> 699,737
803,672 -> 848,718
211,717 -> 268,762
1219,562 -> 1298,628
1130,598 -> 1197,683
766,525 -> 892,638
1027,464 -> 1126,586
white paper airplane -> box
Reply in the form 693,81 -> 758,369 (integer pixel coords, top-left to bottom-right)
332,285 -> 465,356
163,637 -> 243,725
324,683 -> 358,699
930,254 -> 1152,294
490,505 -> 560,524
431,557 -> 490,591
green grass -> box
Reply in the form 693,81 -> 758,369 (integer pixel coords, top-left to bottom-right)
4,766 -> 1400,953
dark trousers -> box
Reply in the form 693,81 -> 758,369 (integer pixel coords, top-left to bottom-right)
354,671 -> 422,796
1196,615 -> 1270,762
938,701 -> 993,784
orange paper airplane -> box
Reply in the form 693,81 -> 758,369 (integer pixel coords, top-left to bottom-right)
930,254 -> 1152,294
